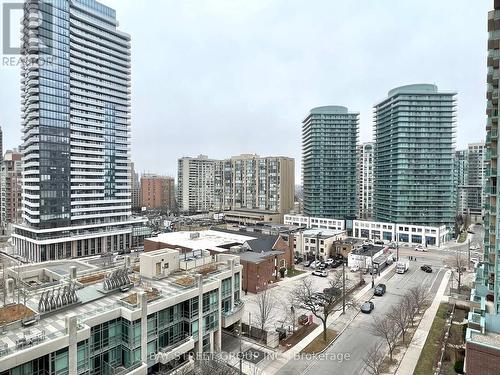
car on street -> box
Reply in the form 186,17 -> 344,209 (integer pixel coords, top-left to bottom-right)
374,284 -> 386,296
350,265 -> 360,272
415,245 -> 427,252
318,262 -> 327,270
303,260 -> 313,267
420,265 -> 433,273
331,260 -> 343,268
325,258 -> 334,266
312,270 -> 328,277
360,301 -> 375,314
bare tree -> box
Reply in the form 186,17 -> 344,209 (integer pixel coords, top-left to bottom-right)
278,294 -> 297,333
408,285 -> 429,316
362,343 -> 385,375
254,285 -> 277,341
292,274 -> 354,342
387,302 -> 411,345
370,316 -> 399,361
402,294 -> 417,328
194,353 -> 238,375
446,252 -> 467,293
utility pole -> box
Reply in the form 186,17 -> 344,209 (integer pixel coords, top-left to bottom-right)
342,258 -> 346,314
315,231 -> 322,263
396,237 -> 399,262
467,238 -> 471,271
238,320 -> 243,375
371,249 -> 375,288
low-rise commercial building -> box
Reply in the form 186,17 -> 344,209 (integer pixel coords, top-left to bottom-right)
284,214 -> 448,247
352,220 -> 449,247
0,249 -> 243,375
284,214 -> 345,231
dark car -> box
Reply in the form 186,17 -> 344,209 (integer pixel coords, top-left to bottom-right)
331,260 -> 343,268
421,265 -> 433,273
374,284 -> 386,296
298,314 -> 309,325
361,301 -> 375,314
319,262 -> 327,270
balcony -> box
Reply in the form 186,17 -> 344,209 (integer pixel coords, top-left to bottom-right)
157,336 -> 195,365
221,300 -> 245,328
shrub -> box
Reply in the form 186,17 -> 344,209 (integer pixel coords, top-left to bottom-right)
454,360 -> 464,374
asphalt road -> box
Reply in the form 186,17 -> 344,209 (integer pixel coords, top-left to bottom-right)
277,263 -> 446,375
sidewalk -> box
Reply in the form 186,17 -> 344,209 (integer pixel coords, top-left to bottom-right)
262,263 -> 397,375
395,270 -> 451,375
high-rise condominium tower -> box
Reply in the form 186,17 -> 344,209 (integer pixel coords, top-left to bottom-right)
357,142 -> 374,219
14,0 -> 147,261
302,106 -> 358,219
373,84 -> 456,227
455,143 -> 486,220
465,4 -> 500,372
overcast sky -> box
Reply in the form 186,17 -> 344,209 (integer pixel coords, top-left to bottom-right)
0,0 -> 491,180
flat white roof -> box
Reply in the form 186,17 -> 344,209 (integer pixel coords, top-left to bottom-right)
147,230 -> 257,252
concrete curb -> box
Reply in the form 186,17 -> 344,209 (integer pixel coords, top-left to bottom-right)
394,269 -> 451,375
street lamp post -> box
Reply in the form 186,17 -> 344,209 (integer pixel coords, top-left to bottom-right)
342,258 -> 346,314
371,249 -> 375,288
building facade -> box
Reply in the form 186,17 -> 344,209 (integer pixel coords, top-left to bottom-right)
178,154 -> 294,218
130,162 -> 140,210
13,0 -> 148,261
357,142 -> 374,219
0,250 -> 243,375
0,150 -> 22,227
283,214 -> 345,231
302,106 -> 358,219
177,155 -> 217,213
455,143 -> 486,220
373,84 -> 456,227
455,149 -> 469,215
140,174 -> 175,211
466,3 -> 500,372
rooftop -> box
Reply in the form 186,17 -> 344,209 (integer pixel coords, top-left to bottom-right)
470,330 -> 500,347
0,250 -> 240,359
146,229 -> 255,252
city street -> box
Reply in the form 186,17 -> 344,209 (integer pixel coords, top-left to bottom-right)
276,262 -> 446,375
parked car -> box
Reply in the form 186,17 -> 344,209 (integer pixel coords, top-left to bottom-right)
310,260 -> 321,269
318,262 -> 327,270
360,301 -> 375,314
302,260 -> 313,267
350,265 -> 360,272
325,258 -> 334,266
312,270 -> 328,277
420,265 -> 433,273
298,314 -> 309,325
331,260 -> 343,268
374,284 -> 386,296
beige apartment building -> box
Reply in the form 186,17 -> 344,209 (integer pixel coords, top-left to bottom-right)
177,154 -> 294,221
